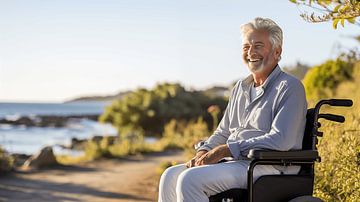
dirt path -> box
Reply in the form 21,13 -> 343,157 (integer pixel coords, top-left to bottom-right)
0,150 -> 186,202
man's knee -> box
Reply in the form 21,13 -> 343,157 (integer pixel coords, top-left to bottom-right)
176,168 -> 204,193
160,164 -> 186,185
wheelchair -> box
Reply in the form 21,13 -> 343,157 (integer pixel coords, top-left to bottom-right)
200,99 -> 353,202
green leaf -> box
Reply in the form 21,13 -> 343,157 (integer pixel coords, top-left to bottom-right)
340,19 -> 345,27
334,4 -> 341,13
340,5 -> 349,13
289,0 -> 297,3
347,18 -> 356,24
333,19 -> 340,29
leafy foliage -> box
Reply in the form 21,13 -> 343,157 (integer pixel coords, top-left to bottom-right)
302,58 -> 353,100
312,61 -> 360,201
158,118 -> 210,158
0,147 -> 14,173
290,0 -> 360,28
314,115 -> 360,201
99,83 -> 227,137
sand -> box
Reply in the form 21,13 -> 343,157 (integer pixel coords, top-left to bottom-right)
0,150 -> 186,202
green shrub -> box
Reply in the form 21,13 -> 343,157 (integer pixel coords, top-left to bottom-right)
108,133 -> 149,157
314,110 -> 360,201
99,83 -> 227,137
84,140 -> 103,160
0,147 -> 14,173
303,59 -> 353,101
157,118 -> 210,158
310,60 -> 360,201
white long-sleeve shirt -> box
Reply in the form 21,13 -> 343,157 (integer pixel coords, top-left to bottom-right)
198,65 -> 307,160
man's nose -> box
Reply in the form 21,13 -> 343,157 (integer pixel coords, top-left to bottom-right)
247,46 -> 255,56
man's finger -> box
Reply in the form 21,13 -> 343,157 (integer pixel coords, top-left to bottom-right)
187,159 -> 195,168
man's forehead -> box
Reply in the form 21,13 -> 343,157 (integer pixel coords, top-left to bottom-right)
241,30 -> 269,45
242,39 -> 264,45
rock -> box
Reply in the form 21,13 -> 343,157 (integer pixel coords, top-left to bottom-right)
91,135 -> 103,143
23,146 -> 58,169
12,153 -> 31,167
0,114 -> 99,128
70,138 -> 87,150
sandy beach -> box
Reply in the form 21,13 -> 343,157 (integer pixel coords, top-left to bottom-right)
0,150 -> 185,202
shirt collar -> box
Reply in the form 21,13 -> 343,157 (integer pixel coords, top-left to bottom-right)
241,65 -> 282,92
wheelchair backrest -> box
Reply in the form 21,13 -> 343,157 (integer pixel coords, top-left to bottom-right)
302,99 -> 352,151
299,99 -> 352,175
302,108 -> 316,151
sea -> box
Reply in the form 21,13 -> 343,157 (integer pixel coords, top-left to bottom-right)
0,102 -> 117,156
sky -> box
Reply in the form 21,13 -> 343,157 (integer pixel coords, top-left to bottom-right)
0,0 -> 358,102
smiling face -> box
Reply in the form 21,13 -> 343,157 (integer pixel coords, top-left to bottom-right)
242,29 -> 281,74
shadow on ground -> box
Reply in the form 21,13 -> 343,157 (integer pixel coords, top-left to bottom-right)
0,174 -> 148,202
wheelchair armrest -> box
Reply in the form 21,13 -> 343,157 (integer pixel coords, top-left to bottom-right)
247,149 -> 319,161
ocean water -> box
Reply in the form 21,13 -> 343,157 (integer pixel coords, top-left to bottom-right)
0,102 -> 109,118
0,102 -> 117,155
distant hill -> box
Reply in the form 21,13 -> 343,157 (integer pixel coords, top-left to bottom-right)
66,91 -> 131,103
66,83 -> 237,103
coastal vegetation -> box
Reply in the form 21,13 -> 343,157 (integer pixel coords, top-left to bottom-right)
99,83 -> 227,137
0,147 -> 13,173
310,60 -> 360,201
303,58 -> 354,101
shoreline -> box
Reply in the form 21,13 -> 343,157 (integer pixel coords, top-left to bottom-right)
0,114 -> 100,128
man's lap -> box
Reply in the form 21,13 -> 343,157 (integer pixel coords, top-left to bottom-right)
166,161 -> 280,197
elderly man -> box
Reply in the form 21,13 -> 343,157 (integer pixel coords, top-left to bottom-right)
158,17 -> 307,202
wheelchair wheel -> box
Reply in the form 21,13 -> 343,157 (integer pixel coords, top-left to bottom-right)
288,195 -> 324,202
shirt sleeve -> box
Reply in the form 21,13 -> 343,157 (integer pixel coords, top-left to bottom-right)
227,81 -> 307,160
197,82 -> 240,152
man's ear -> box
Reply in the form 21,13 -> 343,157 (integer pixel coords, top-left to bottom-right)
274,47 -> 282,60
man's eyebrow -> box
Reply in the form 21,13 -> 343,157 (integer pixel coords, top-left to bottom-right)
254,42 -> 264,45
242,41 -> 264,46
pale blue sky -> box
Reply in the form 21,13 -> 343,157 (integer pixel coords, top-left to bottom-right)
0,0 -> 358,102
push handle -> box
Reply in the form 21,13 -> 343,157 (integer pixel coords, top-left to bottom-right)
318,113 -> 345,123
328,99 -> 353,107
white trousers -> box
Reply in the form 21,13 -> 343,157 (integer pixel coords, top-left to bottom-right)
158,160 -> 290,202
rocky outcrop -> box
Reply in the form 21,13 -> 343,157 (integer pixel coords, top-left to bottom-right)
22,146 -> 58,169
69,137 -> 87,150
0,114 -> 99,128
12,153 -> 31,167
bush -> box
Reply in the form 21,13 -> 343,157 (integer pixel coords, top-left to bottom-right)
99,83 -> 227,137
157,118 -> 210,158
81,132 -> 155,160
0,147 -> 14,173
310,60 -> 360,201
303,59 -> 353,101
314,110 -> 360,201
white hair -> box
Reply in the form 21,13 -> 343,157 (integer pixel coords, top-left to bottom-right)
240,17 -> 283,50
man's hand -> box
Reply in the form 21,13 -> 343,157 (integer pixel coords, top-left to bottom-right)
195,144 -> 232,166
186,150 -> 207,168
